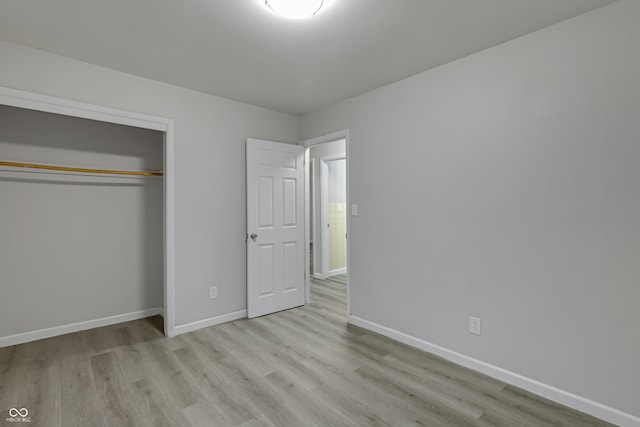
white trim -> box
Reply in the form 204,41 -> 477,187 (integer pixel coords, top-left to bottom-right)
163,121 -> 176,337
345,132 -> 350,317
0,86 -> 176,338
173,310 -> 247,335
304,150 -> 317,304
320,158 -> 330,277
300,129 -> 350,317
319,155 -> 347,278
0,308 -> 163,348
0,87 -> 169,131
348,315 -> 640,427
329,268 -> 347,276
301,129 -> 349,148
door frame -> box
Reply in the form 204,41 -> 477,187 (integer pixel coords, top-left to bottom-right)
0,86 -> 176,337
300,129 -> 350,316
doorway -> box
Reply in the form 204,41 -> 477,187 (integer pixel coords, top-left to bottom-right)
302,130 -> 350,315
0,86 -> 176,339
320,157 -> 347,282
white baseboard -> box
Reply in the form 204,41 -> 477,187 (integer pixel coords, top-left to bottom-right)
173,310 -> 247,335
329,268 -> 347,276
348,315 -> 640,427
0,307 -> 163,348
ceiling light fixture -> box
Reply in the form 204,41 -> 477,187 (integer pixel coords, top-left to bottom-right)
265,0 -> 324,19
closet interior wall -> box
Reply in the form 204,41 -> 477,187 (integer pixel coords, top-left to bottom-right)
0,104 -> 164,338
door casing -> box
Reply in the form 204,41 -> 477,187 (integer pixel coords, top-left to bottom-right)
320,156 -> 347,278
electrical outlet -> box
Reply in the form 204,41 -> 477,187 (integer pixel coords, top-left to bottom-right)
209,286 -> 218,300
469,317 -> 481,336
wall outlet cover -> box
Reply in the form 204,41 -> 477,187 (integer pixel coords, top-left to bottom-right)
469,317 -> 481,336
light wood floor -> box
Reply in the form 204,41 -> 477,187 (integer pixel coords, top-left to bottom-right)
326,274 -> 348,286
0,279 -> 614,427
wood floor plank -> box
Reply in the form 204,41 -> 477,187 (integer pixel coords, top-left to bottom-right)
173,343 -> 255,425
60,356 -> 103,427
353,364 -> 483,423
0,281 -> 615,427
21,364 -> 62,427
496,385 -> 616,427
256,315 -> 362,371
301,355 -> 456,427
262,370 -> 352,427
210,323 -> 279,377
89,351 -> 135,426
58,330 -> 89,362
186,369 -> 255,425
185,328 -> 231,362
212,356 -> 309,427
123,379 -> 189,427
237,412 -> 279,427
259,315 -> 364,372
110,342 -> 147,386
135,339 -> 183,378
277,310 -> 390,361
0,357 -> 29,414
309,382 -> 390,427
373,352 -> 506,416
83,324 -> 129,356
378,339 -> 506,394
220,322 -> 323,391
180,400 -> 230,427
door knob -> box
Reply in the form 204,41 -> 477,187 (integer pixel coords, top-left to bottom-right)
250,233 -> 258,242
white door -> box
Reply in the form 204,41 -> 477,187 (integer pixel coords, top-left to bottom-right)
247,139 -> 305,318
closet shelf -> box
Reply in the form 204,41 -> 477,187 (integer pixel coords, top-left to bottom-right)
0,161 -> 163,177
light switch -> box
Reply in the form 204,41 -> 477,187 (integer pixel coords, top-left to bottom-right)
351,204 -> 359,216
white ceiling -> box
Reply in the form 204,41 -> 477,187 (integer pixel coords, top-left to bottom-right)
0,0 -> 614,115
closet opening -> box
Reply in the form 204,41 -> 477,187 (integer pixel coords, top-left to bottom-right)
0,87 -> 175,346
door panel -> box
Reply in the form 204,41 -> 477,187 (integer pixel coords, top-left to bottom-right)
257,244 -> 275,297
282,178 -> 297,227
282,241 -> 298,292
258,177 -> 274,227
247,139 -> 305,318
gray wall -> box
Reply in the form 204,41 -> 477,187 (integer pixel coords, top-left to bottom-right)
0,105 -> 163,336
328,159 -> 346,204
0,40 -> 298,328
299,0 -> 640,418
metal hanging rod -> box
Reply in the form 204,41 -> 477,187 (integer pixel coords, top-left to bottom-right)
0,161 -> 163,177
